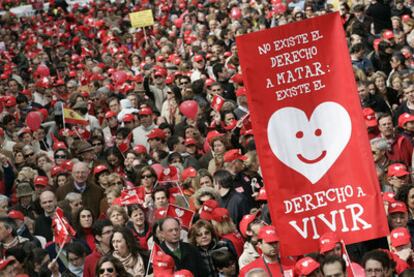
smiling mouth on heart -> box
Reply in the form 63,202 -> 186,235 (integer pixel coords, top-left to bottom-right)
297,150 -> 327,164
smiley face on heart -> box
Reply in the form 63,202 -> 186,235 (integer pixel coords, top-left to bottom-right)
267,101 -> 352,184
175,208 -> 184,218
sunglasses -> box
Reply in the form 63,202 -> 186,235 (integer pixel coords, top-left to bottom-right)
99,267 -> 114,274
92,142 -> 103,146
55,155 -> 66,159
142,174 -> 153,179
24,152 -> 34,158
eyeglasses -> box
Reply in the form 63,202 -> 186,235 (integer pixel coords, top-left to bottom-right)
142,174 -> 153,179
92,142 -> 102,146
99,267 -> 114,274
55,155 -> 66,159
24,152 -> 34,158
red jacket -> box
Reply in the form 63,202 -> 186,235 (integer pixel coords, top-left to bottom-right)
83,249 -> 102,277
221,232 -> 245,257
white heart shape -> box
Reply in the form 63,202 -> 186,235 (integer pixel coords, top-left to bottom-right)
175,208 -> 184,218
267,102 -> 351,184
302,260 -> 309,267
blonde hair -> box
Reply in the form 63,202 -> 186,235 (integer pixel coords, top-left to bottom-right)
106,205 -> 128,222
212,218 -> 236,237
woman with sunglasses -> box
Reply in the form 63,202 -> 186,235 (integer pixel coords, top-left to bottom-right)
54,147 -> 70,166
189,219 -> 231,277
137,166 -> 158,208
95,255 -> 132,277
110,227 -> 146,277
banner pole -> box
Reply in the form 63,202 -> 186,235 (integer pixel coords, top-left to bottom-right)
143,27 -> 149,46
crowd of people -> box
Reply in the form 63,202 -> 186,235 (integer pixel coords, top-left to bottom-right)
0,0 -> 414,276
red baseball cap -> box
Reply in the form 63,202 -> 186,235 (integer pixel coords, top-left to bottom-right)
0,259 -> 14,271
236,87 -> 247,97
319,232 -> 340,254
206,130 -> 223,145
174,270 -> 194,277
51,166 -> 65,177
105,111 -> 117,119
390,227 -> 411,248
295,257 -> 320,276
193,55 -> 204,63
239,212 -> 260,238
205,78 -> 214,88
34,176 -> 49,187
211,207 -> 230,223
153,251 -> 175,275
362,108 -> 377,128
387,163 -> 409,177
8,210 -> 24,221
184,138 -> 197,146
133,145 -> 147,154
147,128 -> 166,140
258,225 -> 279,243
122,114 -> 135,123
139,107 -> 153,116
53,141 -> 67,151
93,164 -> 109,175
181,167 -> 197,182
223,149 -> 247,163
388,201 -> 408,214
398,113 -> 414,128
383,30 -> 394,40
199,199 -> 219,220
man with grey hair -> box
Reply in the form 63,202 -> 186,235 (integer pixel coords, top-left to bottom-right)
370,137 -> 391,191
56,162 -> 104,217
65,192 -> 83,220
0,195 -> 9,217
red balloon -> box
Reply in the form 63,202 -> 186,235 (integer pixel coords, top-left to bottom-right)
35,64 -> 50,78
112,71 -> 128,86
179,100 -> 198,120
26,111 -> 42,131
230,7 -> 242,20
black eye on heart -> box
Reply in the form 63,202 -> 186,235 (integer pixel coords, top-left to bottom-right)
295,129 -> 322,139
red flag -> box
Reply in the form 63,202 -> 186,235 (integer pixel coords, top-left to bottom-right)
52,207 -> 76,246
236,13 -> 388,256
211,94 -> 225,112
149,243 -> 163,263
166,204 -> 194,229
117,132 -> 132,153
120,188 -> 144,206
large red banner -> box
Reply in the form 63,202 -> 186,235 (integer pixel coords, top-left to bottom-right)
236,13 -> 388,256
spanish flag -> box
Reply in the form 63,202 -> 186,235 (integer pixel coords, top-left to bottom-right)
63,108 -> 88,126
